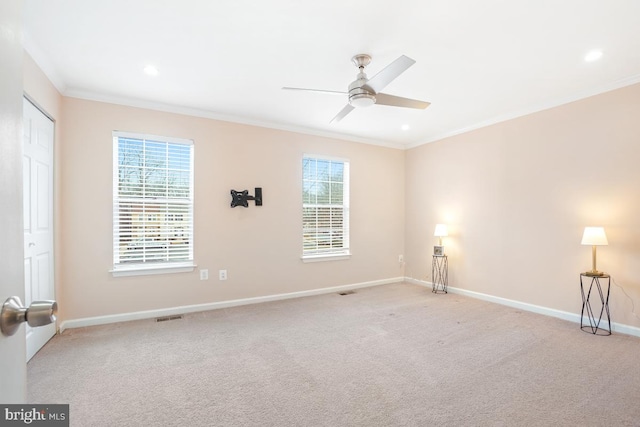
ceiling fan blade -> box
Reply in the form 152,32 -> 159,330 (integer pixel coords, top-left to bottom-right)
363,55 -> 416,94
330,104 -> 355,123
375,93 -> 430,109
282,87 -> 346,96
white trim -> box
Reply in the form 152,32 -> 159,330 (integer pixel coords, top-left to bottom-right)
113,130 -> 193,146
23,31 -> 68,94
405,277 -> 640,338
63,91 -> 405,150
302,153 -> 350,163
110,263 -> 196,277
23,94 -> 55,122
407,73 -> 640,149
59,277 -> 403,332
64,75 -> 640,152
59,276 -> 640,338
301,253 -> 351,263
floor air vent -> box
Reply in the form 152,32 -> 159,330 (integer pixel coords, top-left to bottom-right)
338,290 -> 356,296
155,315 -> 183,322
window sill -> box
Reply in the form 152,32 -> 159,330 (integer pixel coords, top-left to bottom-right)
301,253 -> 351,263
110,262 -> 196,277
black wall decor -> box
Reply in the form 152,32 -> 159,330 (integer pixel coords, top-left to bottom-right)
230,188 -> 263,208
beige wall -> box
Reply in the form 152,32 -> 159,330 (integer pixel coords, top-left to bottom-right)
405,83 -> 640,328
57,97 -> 405,320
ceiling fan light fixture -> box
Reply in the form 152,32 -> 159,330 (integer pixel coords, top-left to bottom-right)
349,93 -> 376,108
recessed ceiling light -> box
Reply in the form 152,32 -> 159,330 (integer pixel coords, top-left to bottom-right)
143,65 -> 159,76
584,50 -> 603,62
401,124 -> 410,131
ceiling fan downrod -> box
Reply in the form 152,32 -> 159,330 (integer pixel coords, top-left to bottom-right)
349,54 -> 376,108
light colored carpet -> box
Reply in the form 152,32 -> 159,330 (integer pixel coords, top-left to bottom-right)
28,282 -> 640,426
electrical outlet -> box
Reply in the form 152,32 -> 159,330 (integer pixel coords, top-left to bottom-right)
200,269 -> 209,280
398,254 -> 404,263
219,270 -> 227,280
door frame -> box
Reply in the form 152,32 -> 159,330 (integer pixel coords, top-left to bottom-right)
23,95 -> 57,361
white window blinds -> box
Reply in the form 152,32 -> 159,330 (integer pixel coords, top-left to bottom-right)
113,132 -> 194,270
302,156 -> 350,257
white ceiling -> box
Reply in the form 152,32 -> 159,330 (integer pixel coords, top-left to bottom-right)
23,0 -> 640,149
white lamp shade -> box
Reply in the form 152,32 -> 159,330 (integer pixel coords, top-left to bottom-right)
581,227 -> 608,246
434,224 -> 448,237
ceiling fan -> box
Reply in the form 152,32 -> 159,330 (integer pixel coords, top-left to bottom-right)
283,54 -> 430,123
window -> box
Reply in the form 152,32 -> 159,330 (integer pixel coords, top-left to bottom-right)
112,132 -> 194,275
302,155 -> 350,260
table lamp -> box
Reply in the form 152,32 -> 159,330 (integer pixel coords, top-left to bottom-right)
434,224 -> 448,255
434,224 -> 448,245
581,226 -> 608,276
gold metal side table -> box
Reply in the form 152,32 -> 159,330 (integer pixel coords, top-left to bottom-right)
579,273 -> 611,336
432,255 -> 448,294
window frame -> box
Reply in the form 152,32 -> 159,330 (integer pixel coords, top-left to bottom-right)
301,154 -> 350,262
111,131 -> 195,276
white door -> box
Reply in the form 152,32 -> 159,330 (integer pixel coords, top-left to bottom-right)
0,0 -> 27,403
23,99 -> 56,361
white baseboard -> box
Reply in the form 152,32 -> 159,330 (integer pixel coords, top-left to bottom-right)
405,277 -> 640,338
59,277 -> 403,332
60,276 -> 640,339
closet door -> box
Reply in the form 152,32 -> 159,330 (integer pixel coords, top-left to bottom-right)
23,98 -> 56,361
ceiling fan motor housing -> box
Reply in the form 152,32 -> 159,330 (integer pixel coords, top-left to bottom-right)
348,74 -> 376,108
